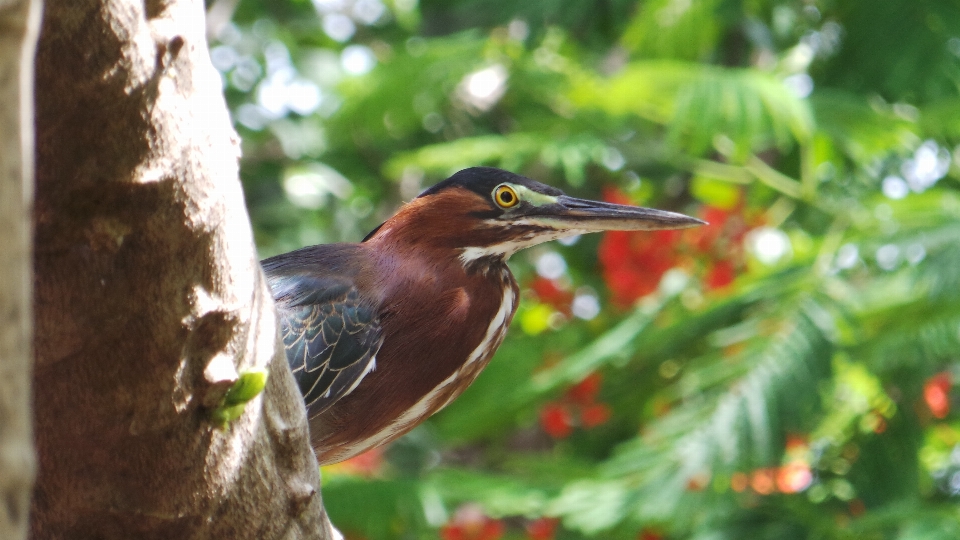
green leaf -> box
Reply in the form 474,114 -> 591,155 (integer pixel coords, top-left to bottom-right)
224,369 -> 269,406
209,403 -> 247,426
809,90 -> 918,165
620,0 -> 725,62
383,133 -> 544,179
690,176 -> 743,209
209,369 -> 269,428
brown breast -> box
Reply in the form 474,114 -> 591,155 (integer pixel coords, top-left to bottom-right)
309,246 -> 518,464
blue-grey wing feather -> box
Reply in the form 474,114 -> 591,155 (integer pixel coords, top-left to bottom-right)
272,275 -> 383,415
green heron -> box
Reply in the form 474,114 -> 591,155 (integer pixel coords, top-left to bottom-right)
262,167 -> 703,464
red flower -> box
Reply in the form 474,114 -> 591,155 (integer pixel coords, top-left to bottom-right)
602,186 -> 632,206
730,472 -> 749,492
598,229 -> 633,268
704,259 -> 735,290
525,518 -> 559,540
688,201 -> 759,253
441,506 -> 505,540
540,403 -> 573,438
638,528 -> 664,540
566,373 -> 602,405
776,462 -> 812,493
848,499 -> 866,517
687,205 -> 736,254
540,372 -> 613,437
580,403 -> 612,428
925,372 -> 952,419
750,468 -> 776,495
597,187 -> 764,302
599,229 -> 680,306
871,414 -> 887,434
530,277 -> 574,313
785,434 -> 809,451
685,472 -> 709,491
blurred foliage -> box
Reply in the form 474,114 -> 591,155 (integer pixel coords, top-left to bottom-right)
212,0 -> 960,537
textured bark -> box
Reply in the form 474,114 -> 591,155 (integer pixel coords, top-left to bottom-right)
31,1 -> 335,538
0,0 -> 41,539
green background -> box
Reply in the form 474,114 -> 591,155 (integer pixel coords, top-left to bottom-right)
212,0 -> 960,537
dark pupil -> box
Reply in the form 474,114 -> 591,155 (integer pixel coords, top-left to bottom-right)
500,190 -> 513,204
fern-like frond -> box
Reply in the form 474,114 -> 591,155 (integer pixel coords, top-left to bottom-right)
569,61 -> 814,157
620,0 -> 725,62
596,300 -> 834,527
809,90 -> 918,165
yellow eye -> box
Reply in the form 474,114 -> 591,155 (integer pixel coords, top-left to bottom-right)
494,185 -> 519,208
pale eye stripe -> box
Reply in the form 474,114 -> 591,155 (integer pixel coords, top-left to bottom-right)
512,185 -> 558,206
494,183 -> 558,207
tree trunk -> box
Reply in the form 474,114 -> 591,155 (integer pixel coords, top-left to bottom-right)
30,1 -> 336,538
0,0 -> 41,539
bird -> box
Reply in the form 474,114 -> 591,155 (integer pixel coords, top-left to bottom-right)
262,167 -> 703,465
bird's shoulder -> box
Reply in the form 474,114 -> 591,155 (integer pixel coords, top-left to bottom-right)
263,243 -> 367,303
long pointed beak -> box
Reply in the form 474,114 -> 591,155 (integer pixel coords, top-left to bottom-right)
533,195 -> 706,232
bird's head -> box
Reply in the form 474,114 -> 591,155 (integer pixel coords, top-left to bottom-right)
365,167 -> 705,266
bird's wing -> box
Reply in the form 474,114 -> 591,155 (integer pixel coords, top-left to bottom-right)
271,274 -> 384,415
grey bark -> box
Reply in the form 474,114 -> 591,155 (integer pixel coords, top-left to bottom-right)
30,0 -> 335,538
0,0 -> 41,539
